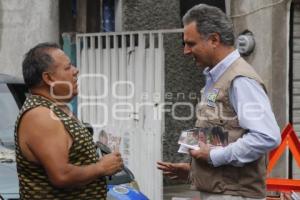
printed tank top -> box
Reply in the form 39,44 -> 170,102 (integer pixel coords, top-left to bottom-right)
14,95 -> 107,199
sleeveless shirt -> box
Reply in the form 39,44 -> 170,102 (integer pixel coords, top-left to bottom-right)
15,95 -> 107,200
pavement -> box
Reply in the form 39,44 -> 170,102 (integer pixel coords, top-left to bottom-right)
163,184 -> 200,200
163,186 -> 300,200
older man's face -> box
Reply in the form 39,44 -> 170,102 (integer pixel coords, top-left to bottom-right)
183,22 -> 215,68
46,49 -> 79,101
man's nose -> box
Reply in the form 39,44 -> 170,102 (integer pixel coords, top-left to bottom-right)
73,66 -> 79,75
184,45 -> 192,55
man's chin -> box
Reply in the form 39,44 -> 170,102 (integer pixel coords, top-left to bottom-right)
195,62 -> 205,69
56,93 -> 77,103
72,92 -> 78,98
73,88 -> 78,97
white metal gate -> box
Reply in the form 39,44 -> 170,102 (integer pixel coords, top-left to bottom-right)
76,30 -> 170,199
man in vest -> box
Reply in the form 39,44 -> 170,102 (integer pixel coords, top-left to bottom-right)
157,4 -> 281,200
15,43 -> 123,199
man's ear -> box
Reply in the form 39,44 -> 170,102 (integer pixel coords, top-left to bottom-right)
209,33 -> 221,48
42,71 -> 53,86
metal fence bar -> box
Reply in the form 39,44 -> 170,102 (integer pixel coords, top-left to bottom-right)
77,28 -> 183,37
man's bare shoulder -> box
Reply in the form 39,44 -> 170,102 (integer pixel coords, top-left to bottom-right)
18,105 -> 73,167
22,106 -> 56,122
20,106 -> 64,135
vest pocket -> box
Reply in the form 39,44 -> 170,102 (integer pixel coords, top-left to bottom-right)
190,159 -> 225,193
222,165 -> 240,190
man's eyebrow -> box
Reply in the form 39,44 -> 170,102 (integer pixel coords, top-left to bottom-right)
64,62 -> 72,68
184,41 -> 195,45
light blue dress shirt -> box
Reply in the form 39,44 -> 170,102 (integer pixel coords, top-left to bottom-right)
203,50 -> 281,167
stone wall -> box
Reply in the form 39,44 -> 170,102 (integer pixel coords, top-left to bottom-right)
0,0 -> 59,78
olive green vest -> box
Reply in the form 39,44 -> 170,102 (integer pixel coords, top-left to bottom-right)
15,95 -> 107,200
191,57 -> 268,198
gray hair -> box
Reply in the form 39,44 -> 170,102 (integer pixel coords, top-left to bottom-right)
22,43 -> 60,88
182,4 -> 234,46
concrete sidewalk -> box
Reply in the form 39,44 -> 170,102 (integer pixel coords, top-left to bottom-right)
163,186 -> 300,200
163,184 -> 200,200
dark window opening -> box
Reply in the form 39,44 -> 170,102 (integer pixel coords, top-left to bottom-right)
180,0 -> 226,20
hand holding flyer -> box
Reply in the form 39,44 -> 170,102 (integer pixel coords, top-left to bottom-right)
177,144 -> 199,154
177,129 -> 200,153
177,127 -> 229,154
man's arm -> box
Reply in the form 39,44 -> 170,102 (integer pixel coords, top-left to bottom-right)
157,161 -> 190,180
18,106 -> 123,188
209,77 -> 281,167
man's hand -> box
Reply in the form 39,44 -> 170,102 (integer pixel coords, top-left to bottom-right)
189,141 -> 211,161
98,152 -> 124,176
157,161 -> 190,180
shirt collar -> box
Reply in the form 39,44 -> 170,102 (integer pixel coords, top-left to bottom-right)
203,50 -> 240,82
